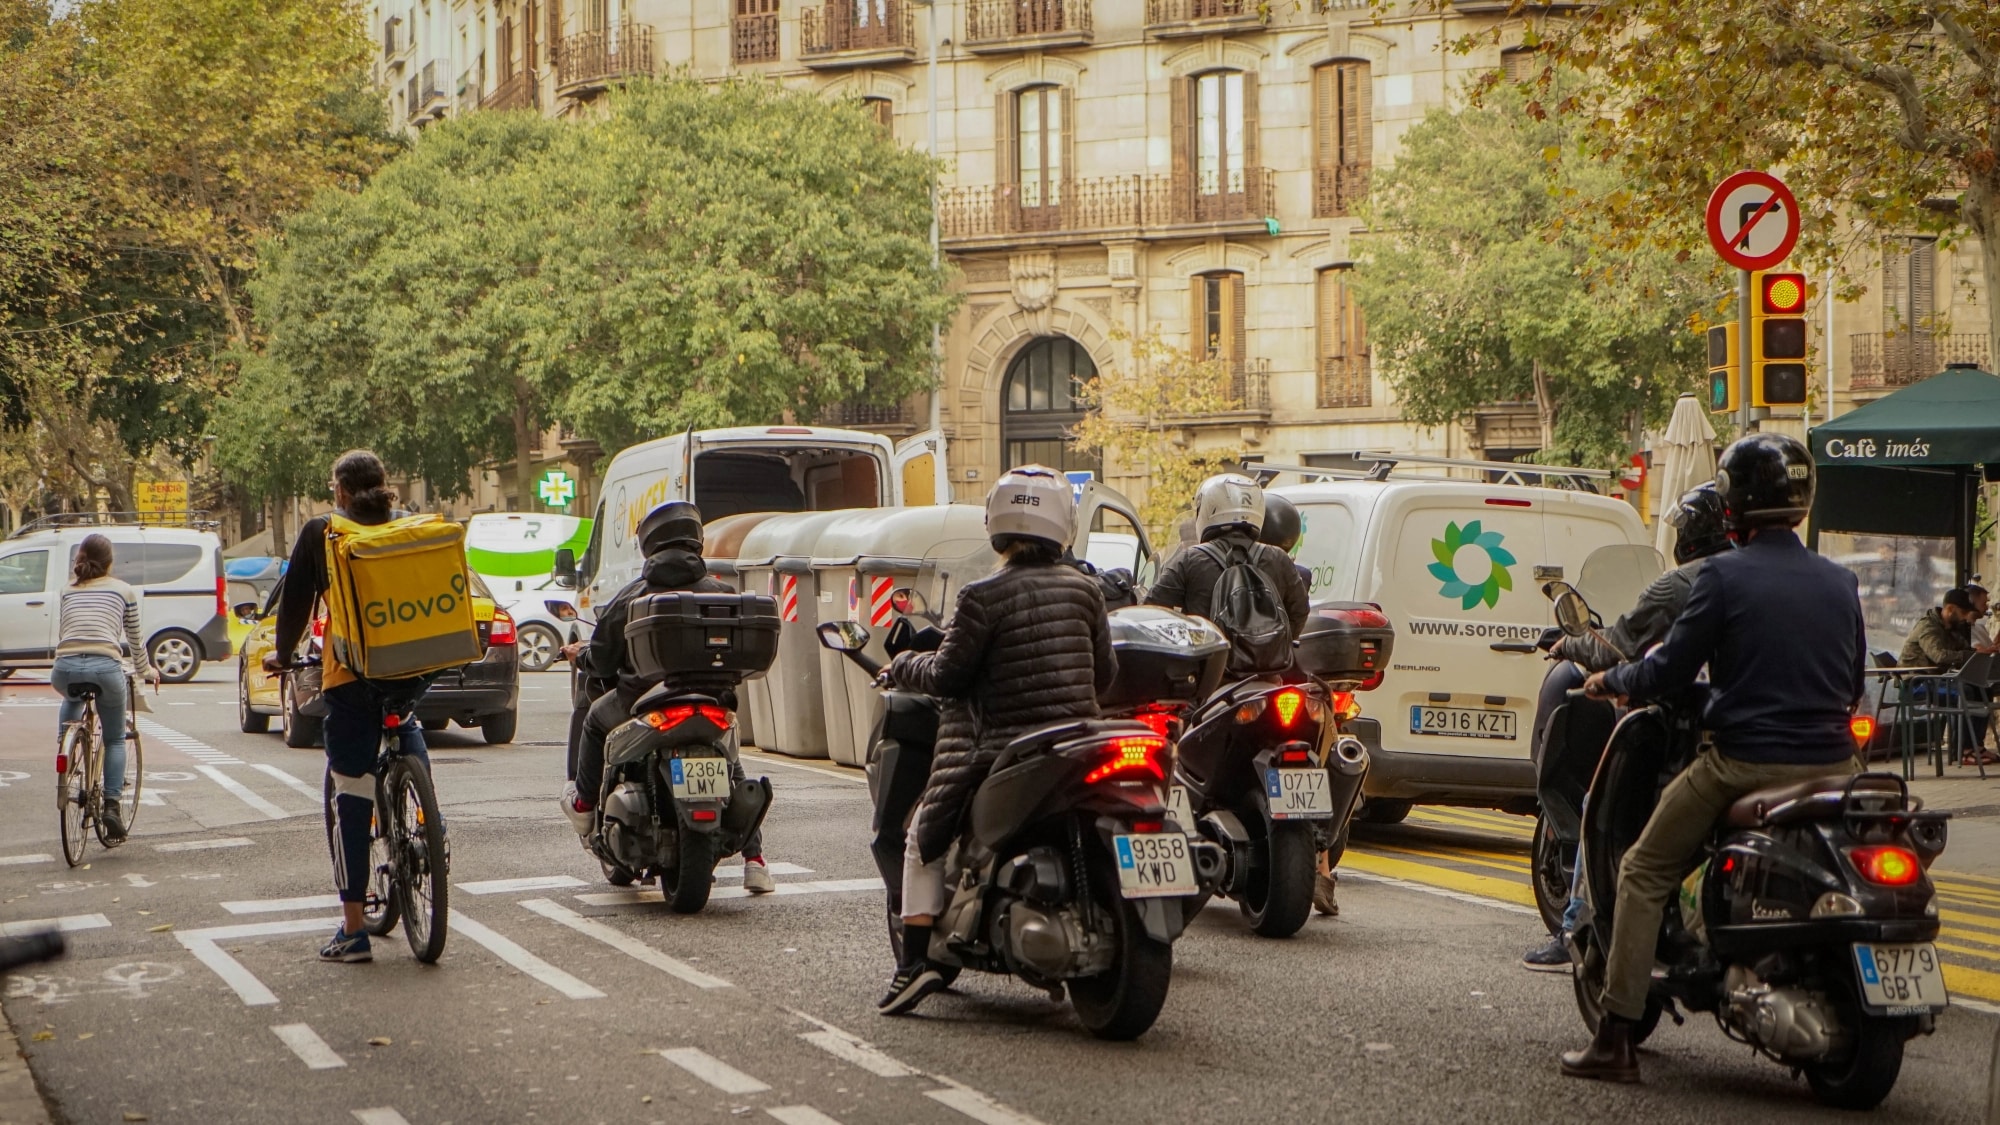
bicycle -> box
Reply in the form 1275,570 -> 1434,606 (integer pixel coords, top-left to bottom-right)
320,707 -> 450,963
55,676 -> 144,867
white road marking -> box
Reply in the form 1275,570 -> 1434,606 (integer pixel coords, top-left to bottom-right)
926,1087 -> 1048,1125
716,861 -> 815,878
1,914 -> 111,937
121,874 -> 156,888
174,917 -> 334,1006
458,875 -> 587,895
784,1009 -> 1042,1124
194,764 -> 293,819
136,718 -> 242,765
351,1110 -> 412,1125
575,877 -> 882,908
249,763 -> 323,802
157,837 -> 253,852
449,910 -> 604,1000
1339,869 -> 1539,918
271,1022 -> 347,1070
799,1030 -> 915,1078
0,854 -> 54,866
517,898 -> 730,990
767,1108 -> 844,1125
658,1047 -> 770,1094
222,895 -> 342,915
740,751 -> 866,785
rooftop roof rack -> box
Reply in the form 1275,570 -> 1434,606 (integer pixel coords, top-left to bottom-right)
1246,452 -> 1612,492
9,510 -> 222,540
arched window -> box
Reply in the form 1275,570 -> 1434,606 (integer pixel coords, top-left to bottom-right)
1001,336 -> 1100,475
862,95 -> 894,131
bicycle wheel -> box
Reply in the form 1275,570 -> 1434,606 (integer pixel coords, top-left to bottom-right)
386,758 -> 449,963
57,722 -> 90,867
97,723 -> 142,847
322,769 -> 399,936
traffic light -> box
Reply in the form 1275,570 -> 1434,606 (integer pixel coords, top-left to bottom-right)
1752,270 -> 1808,406
1706,321 -> 1739,413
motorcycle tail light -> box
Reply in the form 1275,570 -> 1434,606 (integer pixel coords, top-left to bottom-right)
1131,819 -> 1164,834
696,704 -> 734,729
1132,707 -> 1176,740
1327,690 -> 1362,723
643,705 -> 697,731
1272,688 -> 1305,728
1278,746 -> 1312,765
1357,670 -> 1385,692
1849,714 -> 1876,748
1849,845 -> 1922,887
489,610 -> 516,646
1085,735 -> 1166,784
384,713 -> 401,730
690,808 -> 718,822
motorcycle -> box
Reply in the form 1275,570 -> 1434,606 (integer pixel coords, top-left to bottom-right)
818,601 -> 1209,1041
578,592 -> 780,914
1165,602 -> 1387,938
1550,582 -> 1951,1110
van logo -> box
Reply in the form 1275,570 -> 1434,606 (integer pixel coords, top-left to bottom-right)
1428,521 -> 1516,610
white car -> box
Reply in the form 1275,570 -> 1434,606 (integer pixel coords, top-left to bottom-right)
491,580 -> 589,673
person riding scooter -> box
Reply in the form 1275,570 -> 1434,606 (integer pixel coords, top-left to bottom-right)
1562,434 -> 1867,1084
876,465 -> 1117,1016
1147,474 -> 1309,639
561,500 -> 777,895
1521,483 -> 1732,971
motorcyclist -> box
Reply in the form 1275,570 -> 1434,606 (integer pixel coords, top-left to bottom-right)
561,500 -> 776,894
1146,473 -> 1310,639
1562,434 -> 1867,1084
876,465 -> 1117,1015
1521,483 -> 1732,971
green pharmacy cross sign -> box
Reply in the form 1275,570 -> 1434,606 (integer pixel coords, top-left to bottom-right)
1428,520 -> 1515,609
538,470 -> 576,509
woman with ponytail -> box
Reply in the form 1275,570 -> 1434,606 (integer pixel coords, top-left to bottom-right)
51,534 -> 159,841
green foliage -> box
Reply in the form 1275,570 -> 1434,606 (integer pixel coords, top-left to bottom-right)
1348,83 -> 1712,467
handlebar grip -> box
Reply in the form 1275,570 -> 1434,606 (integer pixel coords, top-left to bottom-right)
1490,642 -> 1538,654
1565,688 -> 1592,699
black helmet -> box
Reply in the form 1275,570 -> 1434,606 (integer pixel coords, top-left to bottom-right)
1715,433 -> 1814,532
1259,493 -> 1302,553
1667,483 -> 1731,564
637,501 -> 704,556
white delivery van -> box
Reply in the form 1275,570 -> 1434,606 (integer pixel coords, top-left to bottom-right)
466,513 -> 594,672
573,426 -> 946,620
1278,476 -> 1648,817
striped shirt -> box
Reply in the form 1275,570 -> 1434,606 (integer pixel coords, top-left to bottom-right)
57,577 -> 151,674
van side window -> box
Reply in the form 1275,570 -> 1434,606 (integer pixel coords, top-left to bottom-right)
579,504 -> 605,587
108,543 -> 203,587
0,551 -> 49,595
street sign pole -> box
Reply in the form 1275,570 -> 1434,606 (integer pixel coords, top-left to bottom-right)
1738,268 -> 1754,434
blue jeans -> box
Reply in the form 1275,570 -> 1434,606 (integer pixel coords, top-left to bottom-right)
53,655 -> 129,800
322,678 -> 432,904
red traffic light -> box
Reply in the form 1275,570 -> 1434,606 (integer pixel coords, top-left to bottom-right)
1760,272 -> 1807,315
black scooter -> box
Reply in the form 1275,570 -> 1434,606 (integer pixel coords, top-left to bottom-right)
1550,582 -> 1951,1110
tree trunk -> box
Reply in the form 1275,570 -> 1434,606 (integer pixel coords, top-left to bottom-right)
267,494 -> 288,558
1531,359 -> 1556,451
513,379 -> 538,510
1969,182 -> 2000,362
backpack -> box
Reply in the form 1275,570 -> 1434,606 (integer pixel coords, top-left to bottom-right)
322,513 -> 482,680
1194,540 -> 1293,675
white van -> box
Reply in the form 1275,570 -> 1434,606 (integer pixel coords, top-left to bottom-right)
1276,477 -> 1647,816
0,519 -> 229,684
573,426 -> 946,618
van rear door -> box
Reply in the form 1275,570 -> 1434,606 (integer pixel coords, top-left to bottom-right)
892,431 -> 947,506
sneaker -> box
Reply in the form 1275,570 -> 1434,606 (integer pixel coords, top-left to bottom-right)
319,926 -> 373,963
1522,935 -> 1571,973
1312,871 -> 1339,917
559,782 -> 594,835
742,857 -> 776,895
99,800 -> 127,842
877,963 -> 946,1016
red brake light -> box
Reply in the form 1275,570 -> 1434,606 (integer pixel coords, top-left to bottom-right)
643,705 -> 697,731
384,713 -> 401,730
1272,688 -> 1304,728
697,704 -> 734,729
690,808 -> 719,822
766,427 -> 814,434
311,615 -> 326,639
1849,846 -> 1921,887
1279,748 -> 1311,765
1327,690 -> 1360,722
1084,735 -> 1166,784
1320,606 -> 1390,629
1849,714 -> 1876,748
1131,820 -> 1164,833
55,754 -> 68,774
1484,498 -> 1533,508
1358,670 -> 1384,692
489,610 -> 516,646
1133,708 -> 1175,739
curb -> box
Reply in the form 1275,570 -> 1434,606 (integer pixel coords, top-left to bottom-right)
0,1006 -> 53,1125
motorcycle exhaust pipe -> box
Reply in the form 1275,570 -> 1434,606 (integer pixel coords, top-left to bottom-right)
1323,736 -> 1370,828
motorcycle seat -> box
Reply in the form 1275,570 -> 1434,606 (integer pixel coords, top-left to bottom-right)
1723,774 -> 1913,828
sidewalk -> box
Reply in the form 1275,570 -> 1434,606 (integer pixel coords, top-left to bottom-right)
0,1007 -> 52,1125
1908,769 -> 2000,879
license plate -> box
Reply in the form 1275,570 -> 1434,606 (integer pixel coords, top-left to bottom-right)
1166,786 -> 1195,834
1410,705 -> 1517,740
1852,942 -> 1948,1013
1264,767 -> 1334,820
1113,833 -> 1197,898
669,756 -> 730,800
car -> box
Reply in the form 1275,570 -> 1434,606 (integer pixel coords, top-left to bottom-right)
236,569 -> 521,746
0,517 -> 230,684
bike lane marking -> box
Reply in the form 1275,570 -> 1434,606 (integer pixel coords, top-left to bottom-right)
782,1009 -> 1045,1124
517,898 -> 731,989
156,837 -> 252,852
222,895 -> 341,915
575,877 -> 882,908
766,1108 -> 846,1125
174,917 -> 333,1005
351,1109 -> 412,1125
797,1029 -> 916,1079
248,763 -> 323,803
0,854 -> 53,866
271,1022 -> 347,1070
448,909 -> 605,1000
658,1047 -> 771,1094
458,875 -> 587,895
136,719 -> 303,819
926,1086 -> 1048,1125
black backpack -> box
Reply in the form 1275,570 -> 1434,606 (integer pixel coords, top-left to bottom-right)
1195,540 -> 1292,675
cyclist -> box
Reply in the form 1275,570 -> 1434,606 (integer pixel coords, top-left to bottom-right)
52,534 -> 159,841
267,450 -> 434,964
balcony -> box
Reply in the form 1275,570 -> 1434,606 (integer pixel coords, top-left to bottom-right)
819,400 -> 918,434
1145,0 -> 1263,38
1315,163 -> 1370,219
1850,332 -> 1991,392
456,68 -> 484,115
407,63 -> 447,124
733,11 -> 781,63
938,169 -> 1275,248
1318,354 -> 1372,409
482,69 -> 540,112
800,1 -> 917,68
965,0 -> 1093,53
382,16 -> 409,71
556,23 -> 656,98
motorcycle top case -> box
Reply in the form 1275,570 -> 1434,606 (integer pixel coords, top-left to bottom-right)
625,592 -> 781,681
1295,602 -> 1394,685
1100,606 -> 1229,710
322,513 -> 483,680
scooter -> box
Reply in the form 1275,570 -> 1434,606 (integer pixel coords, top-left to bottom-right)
1550,582 -> 1951,1110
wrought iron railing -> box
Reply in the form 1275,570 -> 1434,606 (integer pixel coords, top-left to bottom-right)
1229,357 -> 1271,413
556,24 -> 656,94
1318,354 -> 1372,409
938,169 -> 1274,239
1849,332 -> 1991,390
820,401 -> 913,429
965,0 -> 1092,45
733,12 -> 780,62
408,62 -> 446,122
1315,163 -> 1370,218
456,68 -> 484,115
801,0 -> 916,57
481,70 -> 540,112
1145,0 -> 1259,26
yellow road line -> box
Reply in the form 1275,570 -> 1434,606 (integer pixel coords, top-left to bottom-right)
1934,869 -> 2000,890
1945,961 -> 2000,1004
1341,851 -> 1538,910
1937,883 -> 2000,908
1414,806 -> 1536,834
1363,843 -> 1533,880
1408,808 -> 1533,837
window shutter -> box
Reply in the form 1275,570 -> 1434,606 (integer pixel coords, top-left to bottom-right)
1881,240 -> 1909,333
1240,71 -> 1260,182
1314,65 -> 1335,169
525,2 -> 538,70
1170,76 -> 1191,222
548,0 -> 563,57
997,87 -> 1019,190
1319,269 -> 1339,362
1910,238 -> 1936,329
1229,273 -> 1247,366
1058,85 -> 1074,208
1192,275 -> 1207,355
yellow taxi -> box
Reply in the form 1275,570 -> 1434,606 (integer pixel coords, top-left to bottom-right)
235,570 -> 521,747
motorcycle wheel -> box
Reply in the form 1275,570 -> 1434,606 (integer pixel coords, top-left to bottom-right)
1239,820 -> 1314,939
1803,992 -> 1911,1110
1069,852 -> 1173,1041
1570,935 -> 1662,1046
1531,814 -> 1573,938
660,831 -> 714,915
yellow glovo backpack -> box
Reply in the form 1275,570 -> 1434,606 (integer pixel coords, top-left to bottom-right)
322,514 -> 483,680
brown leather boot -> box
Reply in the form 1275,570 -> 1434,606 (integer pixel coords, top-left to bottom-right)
1560,1015 -> 1641,1083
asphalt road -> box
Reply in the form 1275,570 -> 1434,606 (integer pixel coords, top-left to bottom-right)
1,667 -> 1993,1125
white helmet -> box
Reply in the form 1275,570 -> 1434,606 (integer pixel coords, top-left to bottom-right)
1194,473 -> 1265,538
986,464 -> 1075,550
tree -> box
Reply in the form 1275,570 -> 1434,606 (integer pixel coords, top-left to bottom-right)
1070,331 -> 1250,543
1346,83 -> 1712,466
1508,0 -> 2000,346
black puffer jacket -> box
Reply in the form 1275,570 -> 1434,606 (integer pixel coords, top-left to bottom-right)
890,560 -> 1117,863
587,549 -> 731,697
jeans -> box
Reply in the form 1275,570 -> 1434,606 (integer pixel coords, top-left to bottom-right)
323,678 -> 431,904
53,655 -> 129,800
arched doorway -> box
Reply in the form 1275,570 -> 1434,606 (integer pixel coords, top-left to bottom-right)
1000,335 -> 1101,475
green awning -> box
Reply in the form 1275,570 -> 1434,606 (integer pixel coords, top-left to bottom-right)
1809,367 -> 2000,466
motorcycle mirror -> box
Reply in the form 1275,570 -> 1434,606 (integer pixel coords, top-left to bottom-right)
551,548 -> 578,589
816,620 -> 871,653
1553,589 -> 1592,639
889,587 -> 928,617
232,601 -> 260,624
